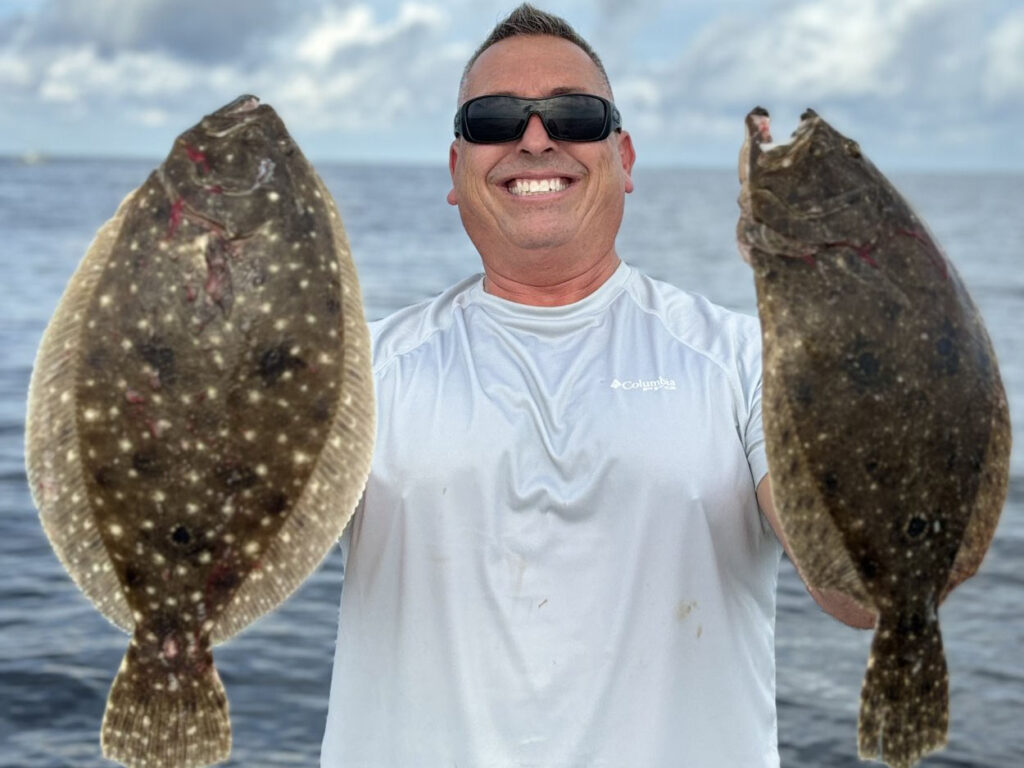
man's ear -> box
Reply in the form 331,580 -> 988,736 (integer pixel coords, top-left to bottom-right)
618,131 -> 636,194
447,141 -> 459,206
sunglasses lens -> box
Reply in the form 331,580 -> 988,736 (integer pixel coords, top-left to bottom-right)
461,94 -> 613,143
464,97 -> 527,143
542,95 -> 608,141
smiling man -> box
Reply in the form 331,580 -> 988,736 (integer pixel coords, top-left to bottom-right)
321,5 -> 873,768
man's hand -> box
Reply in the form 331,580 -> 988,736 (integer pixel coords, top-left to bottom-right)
756,476 -> 877,630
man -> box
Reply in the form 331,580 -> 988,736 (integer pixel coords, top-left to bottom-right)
322,5 -> 875,767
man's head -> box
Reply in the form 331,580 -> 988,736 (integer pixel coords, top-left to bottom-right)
447,4 -> 635,300
457,4 -> 615,105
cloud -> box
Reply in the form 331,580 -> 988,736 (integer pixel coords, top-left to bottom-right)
0,0 -> 463,141
598,0 -> 1021,166
984,7 -> 1024,103
0,0 -> 1019,168
16,0 -> 301,63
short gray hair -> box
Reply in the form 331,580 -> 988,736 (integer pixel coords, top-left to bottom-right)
457,4 -> 613,103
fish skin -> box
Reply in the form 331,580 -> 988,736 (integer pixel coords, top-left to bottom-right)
24,95 -> 375,768
737,107 -> 1010,768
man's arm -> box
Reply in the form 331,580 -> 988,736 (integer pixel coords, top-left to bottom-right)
756,475 -> 877,630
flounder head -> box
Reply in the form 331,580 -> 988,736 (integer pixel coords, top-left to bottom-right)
737,107 -> 895,263
158,94 -> 302,238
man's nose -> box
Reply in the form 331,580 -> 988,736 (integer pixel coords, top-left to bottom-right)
518,113 -> 555,153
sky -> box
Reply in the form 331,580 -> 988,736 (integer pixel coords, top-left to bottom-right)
0,0 -> 1021,170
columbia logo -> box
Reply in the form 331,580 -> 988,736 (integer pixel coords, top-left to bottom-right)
610,376 -> 677,392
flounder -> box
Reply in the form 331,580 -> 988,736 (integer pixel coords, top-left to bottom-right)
736,107 -> 1010,768
25,95 -> 375,767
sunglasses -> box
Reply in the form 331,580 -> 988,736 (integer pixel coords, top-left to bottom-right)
454,93 -> 622,144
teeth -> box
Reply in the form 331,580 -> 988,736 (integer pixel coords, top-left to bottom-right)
508,178 -> 568,196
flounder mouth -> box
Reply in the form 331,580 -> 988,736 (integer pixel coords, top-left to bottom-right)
201,94 -> 266,138
739,106 -> 823,196
220,94 -> 261,116
744,107 -> 821,157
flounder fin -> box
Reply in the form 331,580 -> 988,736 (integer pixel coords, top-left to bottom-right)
101,631 -> 230,768
24,189 -> 141,633
858,607 -> 949,768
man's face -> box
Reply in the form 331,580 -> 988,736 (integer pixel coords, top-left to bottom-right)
447,34 -> 635,272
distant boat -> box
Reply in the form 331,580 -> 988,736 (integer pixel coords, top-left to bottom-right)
19,151 -> 48,165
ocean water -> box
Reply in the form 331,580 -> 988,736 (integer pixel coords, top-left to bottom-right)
0,157 -> 1021,767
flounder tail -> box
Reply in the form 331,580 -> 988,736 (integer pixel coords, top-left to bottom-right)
858,606 -> 948,768
101,636 -> 230,768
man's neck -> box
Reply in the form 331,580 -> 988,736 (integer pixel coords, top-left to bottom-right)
481,254 -> 621,307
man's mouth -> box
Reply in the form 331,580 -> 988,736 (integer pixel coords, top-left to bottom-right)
506,177 -> 571,196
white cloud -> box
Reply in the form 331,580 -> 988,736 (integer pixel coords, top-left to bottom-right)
297,2 -> 444,66
0,50 -> 30,87
984,7 -> 1024,103
0,0 -> 461,141
0,0 -> 1020,167
610,0 -> 1017,166
131,107 -> 171,126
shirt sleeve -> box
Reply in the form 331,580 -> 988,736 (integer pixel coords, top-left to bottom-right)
744,373 -> 769,488
740,319 -> 769,488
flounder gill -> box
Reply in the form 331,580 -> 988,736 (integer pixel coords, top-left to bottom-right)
25,95 -> 375,768
737,108 -> 1010,768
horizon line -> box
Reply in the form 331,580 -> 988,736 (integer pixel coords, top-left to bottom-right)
3,152 -> 1022,177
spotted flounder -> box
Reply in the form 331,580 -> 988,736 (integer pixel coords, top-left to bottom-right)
24,95 -> 375,767
737,108 -> 1010,768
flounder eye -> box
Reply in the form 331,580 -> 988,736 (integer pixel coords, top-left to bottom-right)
844,140 -> 862,159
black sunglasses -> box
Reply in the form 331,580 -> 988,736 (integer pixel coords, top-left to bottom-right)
454,93 -> 622,144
